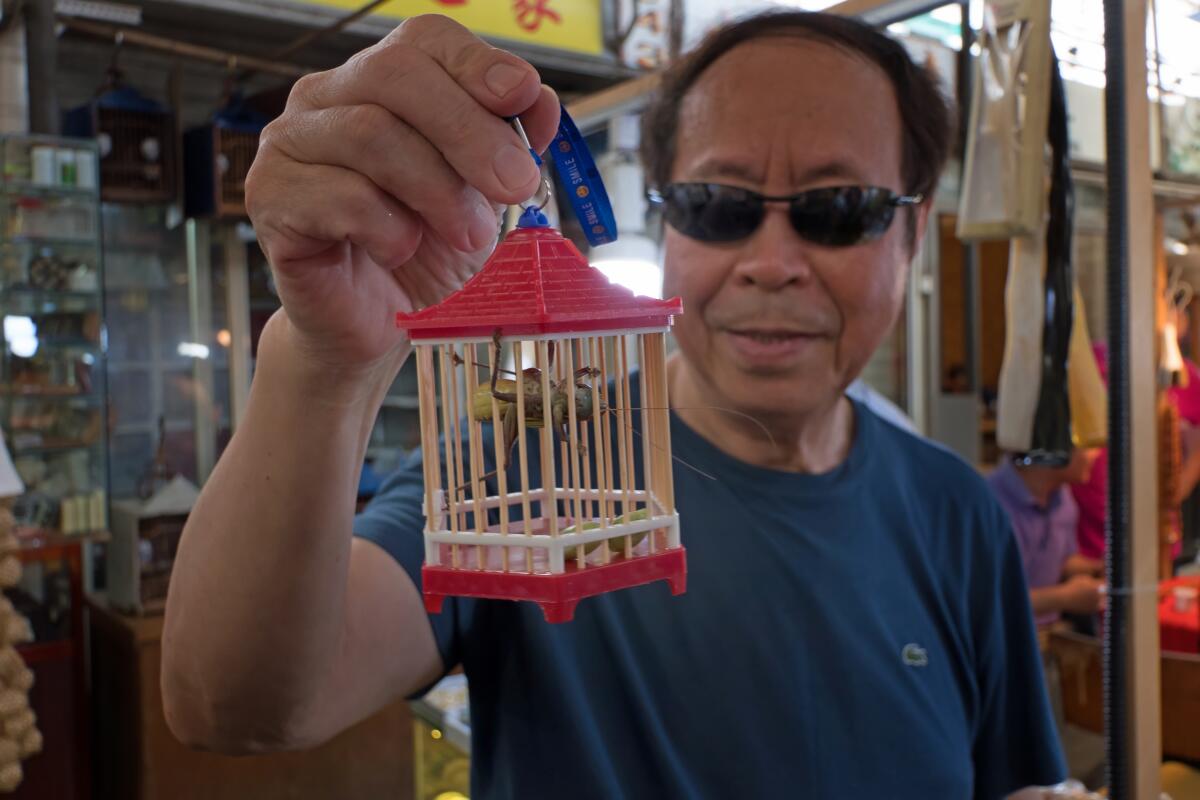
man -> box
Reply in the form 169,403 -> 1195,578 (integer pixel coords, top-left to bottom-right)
987,450 -> 1104,627
162,11 -> 1065,798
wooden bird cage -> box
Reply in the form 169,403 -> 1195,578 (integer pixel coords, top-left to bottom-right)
184,96 -> 267,219
396,223 -> 685,622
63,84 -> 176,203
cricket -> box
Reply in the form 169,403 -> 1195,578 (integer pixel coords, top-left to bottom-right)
456,331 -> 605,492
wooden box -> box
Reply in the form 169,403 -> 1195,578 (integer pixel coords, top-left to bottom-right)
107,476 -> 197,615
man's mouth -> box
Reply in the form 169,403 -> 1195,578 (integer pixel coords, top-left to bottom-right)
728,328 -> 817,342
722,327 -> 827,363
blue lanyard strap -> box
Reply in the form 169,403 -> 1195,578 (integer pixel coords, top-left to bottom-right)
546,105 -> 617,246
508,106 -> 618,247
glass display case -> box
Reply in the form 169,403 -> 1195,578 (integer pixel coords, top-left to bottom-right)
103,208 -> 235,500
207,231 -> 424,482
0,134 -> 108,537
411,675 -> 471,800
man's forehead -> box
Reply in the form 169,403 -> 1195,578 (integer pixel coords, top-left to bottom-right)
674,38 -> 902,186
685,154 -> 871,187
681,39 -> 896,123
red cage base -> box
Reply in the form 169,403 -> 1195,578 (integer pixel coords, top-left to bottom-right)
422,547 -> 687,623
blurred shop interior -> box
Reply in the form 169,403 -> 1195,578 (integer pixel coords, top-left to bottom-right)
0,0 -> 1198,798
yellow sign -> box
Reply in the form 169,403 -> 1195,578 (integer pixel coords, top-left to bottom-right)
296,0 -> 604,56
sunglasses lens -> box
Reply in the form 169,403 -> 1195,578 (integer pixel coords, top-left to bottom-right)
663,184 -> 763,243
789,187 -> 897,246
658,184 -> 905,246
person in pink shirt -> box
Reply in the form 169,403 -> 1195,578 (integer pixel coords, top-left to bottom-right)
1072,337 -> 1200,562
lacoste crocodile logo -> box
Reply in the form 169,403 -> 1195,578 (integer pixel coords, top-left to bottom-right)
902,643 -> 928,667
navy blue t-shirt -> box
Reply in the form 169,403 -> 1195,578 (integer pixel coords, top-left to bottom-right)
355,377 -> 1065,799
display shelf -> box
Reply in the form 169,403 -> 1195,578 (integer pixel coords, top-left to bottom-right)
0,395 -> 104,412
9,438 -> 102,456
2,133 -> 101,800
0,138 -> 110,535
13,527 -> 110,547
0,384 -> 87,397
2,236 -> 99,249
34,338 -> 102,350
0,295 -> 99,316
0,287 -> 101,302
0,183 -> 97,199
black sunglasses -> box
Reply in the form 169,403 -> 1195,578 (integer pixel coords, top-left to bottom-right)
646,183 -> 924,246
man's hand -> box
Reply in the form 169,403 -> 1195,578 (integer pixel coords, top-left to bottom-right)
1056,574 -> 1105,615
245,14 -> 561,373
1062,553 -> 1102,579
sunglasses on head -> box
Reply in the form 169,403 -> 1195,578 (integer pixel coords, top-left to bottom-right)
646,183 -> 924,247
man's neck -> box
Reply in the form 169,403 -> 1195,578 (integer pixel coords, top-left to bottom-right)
1015,465 -> 1063,508
666,353 -> 854,474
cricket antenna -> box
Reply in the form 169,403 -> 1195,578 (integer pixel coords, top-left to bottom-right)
606,403 -> 780,458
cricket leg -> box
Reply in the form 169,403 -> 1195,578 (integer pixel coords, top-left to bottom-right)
491,329 -> 504,394
456,398 -> 521,497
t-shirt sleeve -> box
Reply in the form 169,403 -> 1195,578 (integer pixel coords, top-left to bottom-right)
970,500 -> 1067,799
353,448 -> 465,691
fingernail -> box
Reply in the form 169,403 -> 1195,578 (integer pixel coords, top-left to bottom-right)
485,63 -> 527,99
467,203 -> 498,251
493,143 -> 538,195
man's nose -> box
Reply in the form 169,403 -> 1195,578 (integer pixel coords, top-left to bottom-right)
731,206 -> 816,290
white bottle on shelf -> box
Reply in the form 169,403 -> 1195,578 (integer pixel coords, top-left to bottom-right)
30,147 -> 55,187
75,150 -> 97,190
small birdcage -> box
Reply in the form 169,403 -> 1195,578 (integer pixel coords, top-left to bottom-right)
396,216 -> 685,622
63,81 -> 176,203
184,94 -> 268,219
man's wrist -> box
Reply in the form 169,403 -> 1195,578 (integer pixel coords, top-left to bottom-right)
257,310 -> 411,411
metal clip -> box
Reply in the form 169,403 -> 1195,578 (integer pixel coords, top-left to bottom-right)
508,117 -> 552,211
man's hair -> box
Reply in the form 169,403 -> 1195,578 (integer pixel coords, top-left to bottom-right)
640,11 -> 955,215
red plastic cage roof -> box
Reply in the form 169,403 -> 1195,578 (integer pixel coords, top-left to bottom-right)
395,227 -> 683,340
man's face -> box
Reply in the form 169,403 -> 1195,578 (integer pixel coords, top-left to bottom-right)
662,39 -> 925,419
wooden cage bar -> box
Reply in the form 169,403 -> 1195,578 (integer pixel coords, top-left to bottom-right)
416,345 -> 441,566
438,346 -> 461,568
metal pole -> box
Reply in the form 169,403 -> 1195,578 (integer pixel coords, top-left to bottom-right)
1103,0 -> 1162,796
186,219 -> 217,484
223,226 -> 252,431
23,0 -> 56,134
57,17 -> 309,79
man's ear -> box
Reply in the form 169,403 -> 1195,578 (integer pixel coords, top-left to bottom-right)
909,194 -> 935,257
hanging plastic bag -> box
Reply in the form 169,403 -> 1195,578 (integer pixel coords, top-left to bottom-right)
957,0 -> 1053,241
996,48 -> 1075,464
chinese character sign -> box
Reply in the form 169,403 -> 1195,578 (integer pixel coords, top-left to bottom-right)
512,0 -> 562,33
295,0 -> 602,55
